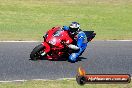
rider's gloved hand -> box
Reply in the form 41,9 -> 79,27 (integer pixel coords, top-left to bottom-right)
62,26 -> 69,31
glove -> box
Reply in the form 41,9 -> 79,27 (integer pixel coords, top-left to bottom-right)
62,26 -> 69,31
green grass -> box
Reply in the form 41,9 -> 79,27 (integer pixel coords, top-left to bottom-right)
0,0 -> 132,40
0,79 -> 132,88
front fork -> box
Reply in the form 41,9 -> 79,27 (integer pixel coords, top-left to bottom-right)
41,42 -> 50,56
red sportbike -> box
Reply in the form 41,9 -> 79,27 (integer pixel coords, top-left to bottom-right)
30,26 -> 96,61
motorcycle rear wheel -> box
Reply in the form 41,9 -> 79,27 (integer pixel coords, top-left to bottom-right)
30,44 -> 45,60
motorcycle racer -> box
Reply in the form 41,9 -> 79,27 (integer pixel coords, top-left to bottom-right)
63,22 -> 88,62
30,23 -> 95,62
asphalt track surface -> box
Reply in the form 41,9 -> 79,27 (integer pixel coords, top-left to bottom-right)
0,41 -> 132,81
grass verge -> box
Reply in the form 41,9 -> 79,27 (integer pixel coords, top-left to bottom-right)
0,0 -> 132,40
0,79 -> 132,88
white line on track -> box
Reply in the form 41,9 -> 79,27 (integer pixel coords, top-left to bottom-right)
0,40 -> 132,42
0,41 -> 39,42
0,80 -> 27,83
101,40 -> 132,42
0,78 -> 75,83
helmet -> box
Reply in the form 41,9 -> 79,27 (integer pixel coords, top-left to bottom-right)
69,22 -> 80,34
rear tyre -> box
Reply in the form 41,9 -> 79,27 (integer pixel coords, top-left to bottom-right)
30,44 -> 45,60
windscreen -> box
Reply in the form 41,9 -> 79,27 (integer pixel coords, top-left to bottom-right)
53,29 -> 63,37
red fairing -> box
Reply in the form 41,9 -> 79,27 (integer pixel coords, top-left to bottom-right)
42,26 -> 73,59
41,42 -> 50,53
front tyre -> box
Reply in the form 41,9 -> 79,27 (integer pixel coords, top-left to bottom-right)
30,44 -> 45,60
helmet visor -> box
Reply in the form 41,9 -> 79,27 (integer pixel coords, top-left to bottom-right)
69,27 -> 78,33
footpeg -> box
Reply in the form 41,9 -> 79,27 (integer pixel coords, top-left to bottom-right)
41,52 -> 46,56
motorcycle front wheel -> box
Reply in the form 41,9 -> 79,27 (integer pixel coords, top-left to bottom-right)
30,44 -> 45,60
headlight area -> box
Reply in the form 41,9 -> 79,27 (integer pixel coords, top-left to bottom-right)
48,40 -> 56,45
